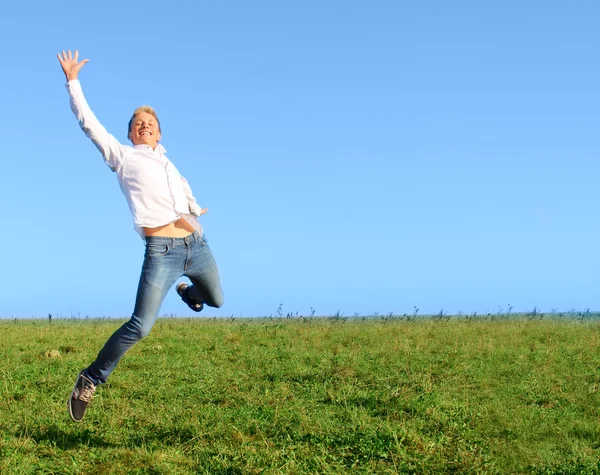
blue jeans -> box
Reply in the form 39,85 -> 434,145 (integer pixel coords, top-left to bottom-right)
86,231 -> 223,385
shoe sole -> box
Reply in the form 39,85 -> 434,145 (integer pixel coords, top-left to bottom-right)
177,283 -> 203,311
68,372 -> 87,422
67,398 -> 82,422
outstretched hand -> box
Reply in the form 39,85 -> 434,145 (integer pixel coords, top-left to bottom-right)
57,50 -> 89,82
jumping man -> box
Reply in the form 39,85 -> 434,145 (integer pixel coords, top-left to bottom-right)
57,50 -> 224,422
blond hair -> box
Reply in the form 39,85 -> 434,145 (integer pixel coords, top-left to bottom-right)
128,105 -> 161,136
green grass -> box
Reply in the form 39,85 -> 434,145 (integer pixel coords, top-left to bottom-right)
1,316 -> 600,473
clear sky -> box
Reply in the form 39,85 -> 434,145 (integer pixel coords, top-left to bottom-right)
0,1 -> 598,318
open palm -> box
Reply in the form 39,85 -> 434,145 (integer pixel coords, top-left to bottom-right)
57,50 -> 89,81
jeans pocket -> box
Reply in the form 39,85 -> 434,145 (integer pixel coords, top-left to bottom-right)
145,242 -> 170,256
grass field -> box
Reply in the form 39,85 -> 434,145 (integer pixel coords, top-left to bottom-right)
1,315 -> 600,474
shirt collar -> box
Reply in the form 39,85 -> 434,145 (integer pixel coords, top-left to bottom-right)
134,143 -> 167,154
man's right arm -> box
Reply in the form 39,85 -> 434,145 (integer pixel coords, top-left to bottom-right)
58,50 -> 125,171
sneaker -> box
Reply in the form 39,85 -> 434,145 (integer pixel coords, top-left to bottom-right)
68,371 -> 97,422
177,283 -> 204,312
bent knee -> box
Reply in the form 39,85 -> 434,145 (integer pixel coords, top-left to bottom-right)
208,295 -> 224,309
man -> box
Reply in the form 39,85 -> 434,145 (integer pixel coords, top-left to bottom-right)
57,50 -> 224,422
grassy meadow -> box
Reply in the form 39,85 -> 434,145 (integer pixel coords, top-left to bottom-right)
1,315 -> 600,474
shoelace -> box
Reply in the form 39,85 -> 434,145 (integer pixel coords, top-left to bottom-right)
78,384 -> 96,403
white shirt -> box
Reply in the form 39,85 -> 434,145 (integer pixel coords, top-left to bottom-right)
66,79 -> 202,238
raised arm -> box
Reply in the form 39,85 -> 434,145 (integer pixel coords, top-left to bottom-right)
57,50 -> 125,171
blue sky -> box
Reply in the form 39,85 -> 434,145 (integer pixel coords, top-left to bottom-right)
0,1 -> 598,318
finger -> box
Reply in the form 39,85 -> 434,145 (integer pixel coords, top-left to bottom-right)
61,50 -> 66,61
74,60 -> 89,73
67,50 -> 72,60
74,50 -> 79,62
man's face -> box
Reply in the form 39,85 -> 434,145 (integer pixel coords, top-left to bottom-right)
129,112 -> 161,148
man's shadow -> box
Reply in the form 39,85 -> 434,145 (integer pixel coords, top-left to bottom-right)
24,421 -> 200,449
26,425 -> 114,450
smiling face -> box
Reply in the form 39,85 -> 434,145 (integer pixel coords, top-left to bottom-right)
128,108 -> 161,149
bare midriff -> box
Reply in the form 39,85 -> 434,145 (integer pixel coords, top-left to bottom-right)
143,217 -> 197,238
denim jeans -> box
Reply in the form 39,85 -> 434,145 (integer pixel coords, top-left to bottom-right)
86,231 -> 223,385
